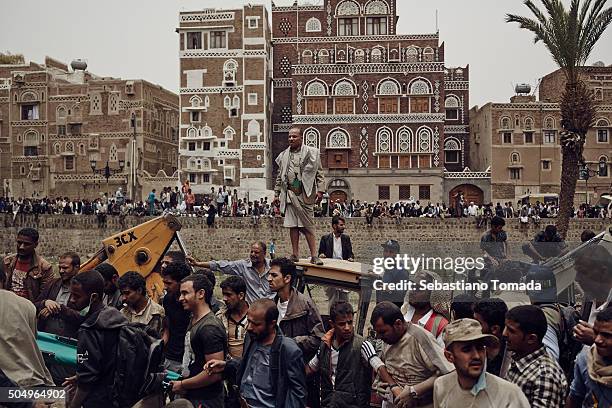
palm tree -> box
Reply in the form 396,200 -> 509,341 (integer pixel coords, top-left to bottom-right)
506,0 -> 612,238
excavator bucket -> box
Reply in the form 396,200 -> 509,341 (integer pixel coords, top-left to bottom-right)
80,214 -> 183,301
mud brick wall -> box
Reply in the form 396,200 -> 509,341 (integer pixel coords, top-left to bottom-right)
1,214 -> 609,266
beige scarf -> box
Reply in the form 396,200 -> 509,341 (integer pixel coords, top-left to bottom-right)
587,345 -> 612,387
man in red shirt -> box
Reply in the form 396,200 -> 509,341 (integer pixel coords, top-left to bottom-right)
3,228 -> 53,302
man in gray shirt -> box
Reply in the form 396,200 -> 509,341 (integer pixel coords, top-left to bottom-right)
188,241 -> 273,305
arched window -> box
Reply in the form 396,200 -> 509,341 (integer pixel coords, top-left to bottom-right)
596,118 -> 610,127
511,152 -> 521,163
65,141 -> 74,152
223,59 -> 238,85
79,143 -> 86,156
599,156 -> 609,177
409,79 -> 431,95
445,96 -> 460,108
56,106 -> 67,120
524,117 -> 534,130
371,48 -> 382,63
53,142 -> 61,155
327,129 -> 350,148
224,96 -> 231,108
397,127 -> 412,153
247,120 -> 261,142
223,126 -> 235,140
596,118 -> 610,143
190,95 -> 202,108
305,17 -> 322,32
336,0 -> 360,16
306,80 -> 327,96
304,128 -> 320,149
23,130 -> 39,145
544,116 -> 555,129
501,117 -> 511,130
90,93 -> 101,114
187,127 -> 197,138
108,92 -> 119,114
232,95 -> 240,108
354,49 -> 365,63
318,49 -> 330,64
445,95 -> 460,120
377,79 -> 400,95
333,79 -> 356,96
422,47 -> 434,62
365,0 -> 389,15
302,50 -> 313,64
202,125 -> 213,138
444,138 -> 461,164
376,127 -> 392,152
416,127 -> 433,152
406,46 -> 418,62
21,91 -> 38,102
109,143 -> 118,162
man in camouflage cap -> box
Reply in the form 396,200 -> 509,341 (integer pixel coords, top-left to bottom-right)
433,318 -> 530,407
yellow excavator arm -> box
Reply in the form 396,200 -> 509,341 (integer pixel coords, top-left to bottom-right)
80,213 -> 184,302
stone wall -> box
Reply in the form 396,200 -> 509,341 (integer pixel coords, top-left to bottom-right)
1,214 -> 610,266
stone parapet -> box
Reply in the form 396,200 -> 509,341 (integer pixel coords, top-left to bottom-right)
1,215 -> 609,266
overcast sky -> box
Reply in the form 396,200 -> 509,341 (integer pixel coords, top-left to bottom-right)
1,0 -> 610,108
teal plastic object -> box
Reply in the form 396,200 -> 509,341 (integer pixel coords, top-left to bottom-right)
37,331 -> 78,366
165,371 -> 181,381
36,331 -> 181,381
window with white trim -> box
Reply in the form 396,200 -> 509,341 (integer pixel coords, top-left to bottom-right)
187,32 -> 202,49
247,17 -> 259,29
306,17 -> 322,32
209,31 -> 226,49
304,128 -> 320,149
248,93 -> 258,106
444,139 -> 460,163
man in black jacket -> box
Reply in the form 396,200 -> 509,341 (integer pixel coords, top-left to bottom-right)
317,216 -> 354,261
268,257 -> 323,407
64,270 -> 128,408
306,301 -> 374,408
205,298 -> 307,408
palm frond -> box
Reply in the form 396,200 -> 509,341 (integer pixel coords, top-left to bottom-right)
581,7 -> 612,63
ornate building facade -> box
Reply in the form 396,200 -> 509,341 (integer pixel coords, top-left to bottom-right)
177,5 -> 273,196
0,57 -> 179,200
470,64 -> 612,204
271,0 -> 471,204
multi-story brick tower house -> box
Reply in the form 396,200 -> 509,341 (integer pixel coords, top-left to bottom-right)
0,56 -> 178,200
271,0 -> 471,204
470,64 -> 612,205
177,5 -> 273,198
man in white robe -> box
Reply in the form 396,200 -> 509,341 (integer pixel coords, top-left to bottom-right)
274,126 -> 325,265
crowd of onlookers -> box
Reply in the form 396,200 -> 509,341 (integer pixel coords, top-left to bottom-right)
1,186 -> 610,229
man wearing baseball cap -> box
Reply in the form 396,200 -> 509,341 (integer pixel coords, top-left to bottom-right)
376,240 -> 410,308
433,319 -> 530,407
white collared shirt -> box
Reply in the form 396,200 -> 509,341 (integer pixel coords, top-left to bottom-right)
332,234 -> 343,259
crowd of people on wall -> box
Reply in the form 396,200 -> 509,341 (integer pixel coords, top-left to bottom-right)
1,192 -> 609,225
